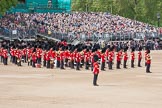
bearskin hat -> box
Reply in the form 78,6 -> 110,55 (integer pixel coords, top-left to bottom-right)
131,47 -> 135,52
93,54 -> 99,62
139,46 -> 142,51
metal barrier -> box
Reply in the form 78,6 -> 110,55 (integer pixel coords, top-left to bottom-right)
44,31 -> 160,42
0,26 -> 161,43
0,26 -> 37,40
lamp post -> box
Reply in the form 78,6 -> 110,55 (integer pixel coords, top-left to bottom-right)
157,13 -> 160,27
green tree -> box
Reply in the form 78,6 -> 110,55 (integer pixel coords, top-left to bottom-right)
72,0 -> 162,27
0,0 -> 18,15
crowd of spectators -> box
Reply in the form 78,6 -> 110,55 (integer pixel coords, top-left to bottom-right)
0,12 -> 160,40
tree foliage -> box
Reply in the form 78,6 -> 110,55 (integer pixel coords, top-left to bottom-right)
72,0 -> 162,27
0,0 -> 18,15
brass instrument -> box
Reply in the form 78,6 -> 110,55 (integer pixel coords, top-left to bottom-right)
50,58 -> 54,64
17,59 -> 20,63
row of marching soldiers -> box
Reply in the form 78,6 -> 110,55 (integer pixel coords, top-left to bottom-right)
0,45 -> 151,73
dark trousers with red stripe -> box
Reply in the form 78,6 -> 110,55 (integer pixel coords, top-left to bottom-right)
109,61 -> 113,69
70,60 -> 74,69
76,62 -> 80,70
46,60 -> 50,68
138,59 -> 141,67
85,61 -> 89,70
123,60 -> 127,68
0,56 -> 3,63
146,64 -> 151,72
101,62 -> 105,70
116,61 -> 120,69
131,60 -> 134,68
57,60 -> 60,68
3,58 -> 7,65
93,74 -> 98,85
43,60 -> 46,67
60,60 -> 64,69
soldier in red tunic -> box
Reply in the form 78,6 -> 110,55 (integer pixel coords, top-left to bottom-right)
22,47 -> 27,63
56,48 -> 61,68
123,47 -> 128,68
138,47 -> 142,67
76,48 -> 81,70
46,50 -> 50,69
145,48 -> 148,66
43,50 -> 47,67
32,49 -> 37,68
80,50 -> 84,68
116,49 -> 121,69
36,48 -> 42,64
93,55 -> 99,86
0,47 -> 2,63
27,47 -> 30,63
146,49 -> 151,73
60,47 -> 65,69
73,49 -> 77,66
131,48 -> 135,68
14,48 -> 18,64
96,49 -> 101,60
69,49 -> 75,69
17,49 -> 22,66
101,48 -> 106,71
10,47 -> 14,63
105,48 -> 109,61
64,47 -> 69,67
91,48 -> 96,71
50,49 -> 56,69
27,47 -> 32,66
108,47 -> 114,70
85,48 -> 90,70
3,48 -> 8,65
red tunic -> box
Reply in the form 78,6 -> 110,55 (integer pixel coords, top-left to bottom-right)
69,52 -> 74,61
0,48 -> 2,56
73,51 -> 77,58
146,54 -> 151,64
10,48 -> 14,56
85,52 -> 90,62
51,51 -> 56,59
14,50 -> 17,57
22,48 -> 27,56
3,49 -> 8,58
101,53 -> 105,62
56,51 -> 60,61
109,52 -> 113,62
76,52 -> 81,62
32,53 -> 37,62
37,49 -> 42,58
138,51 -> 142,60
123,52 -> 128,61
60,51 -> 64,61
120,51 -> 123,60
80,51 -> 84,61
17,50 -> 22,59
131,52 -> 135,60
91,52 -> 95,64
116,52 -> 122,62
105,49 -> 109,58
43,51 -> 47,60
46,52 -> 50,61
93,62 -> 99,75
64,50 -> 69,59
145,51 -> 147,61
96,51 -> 101,59
27,49 -> 32,59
